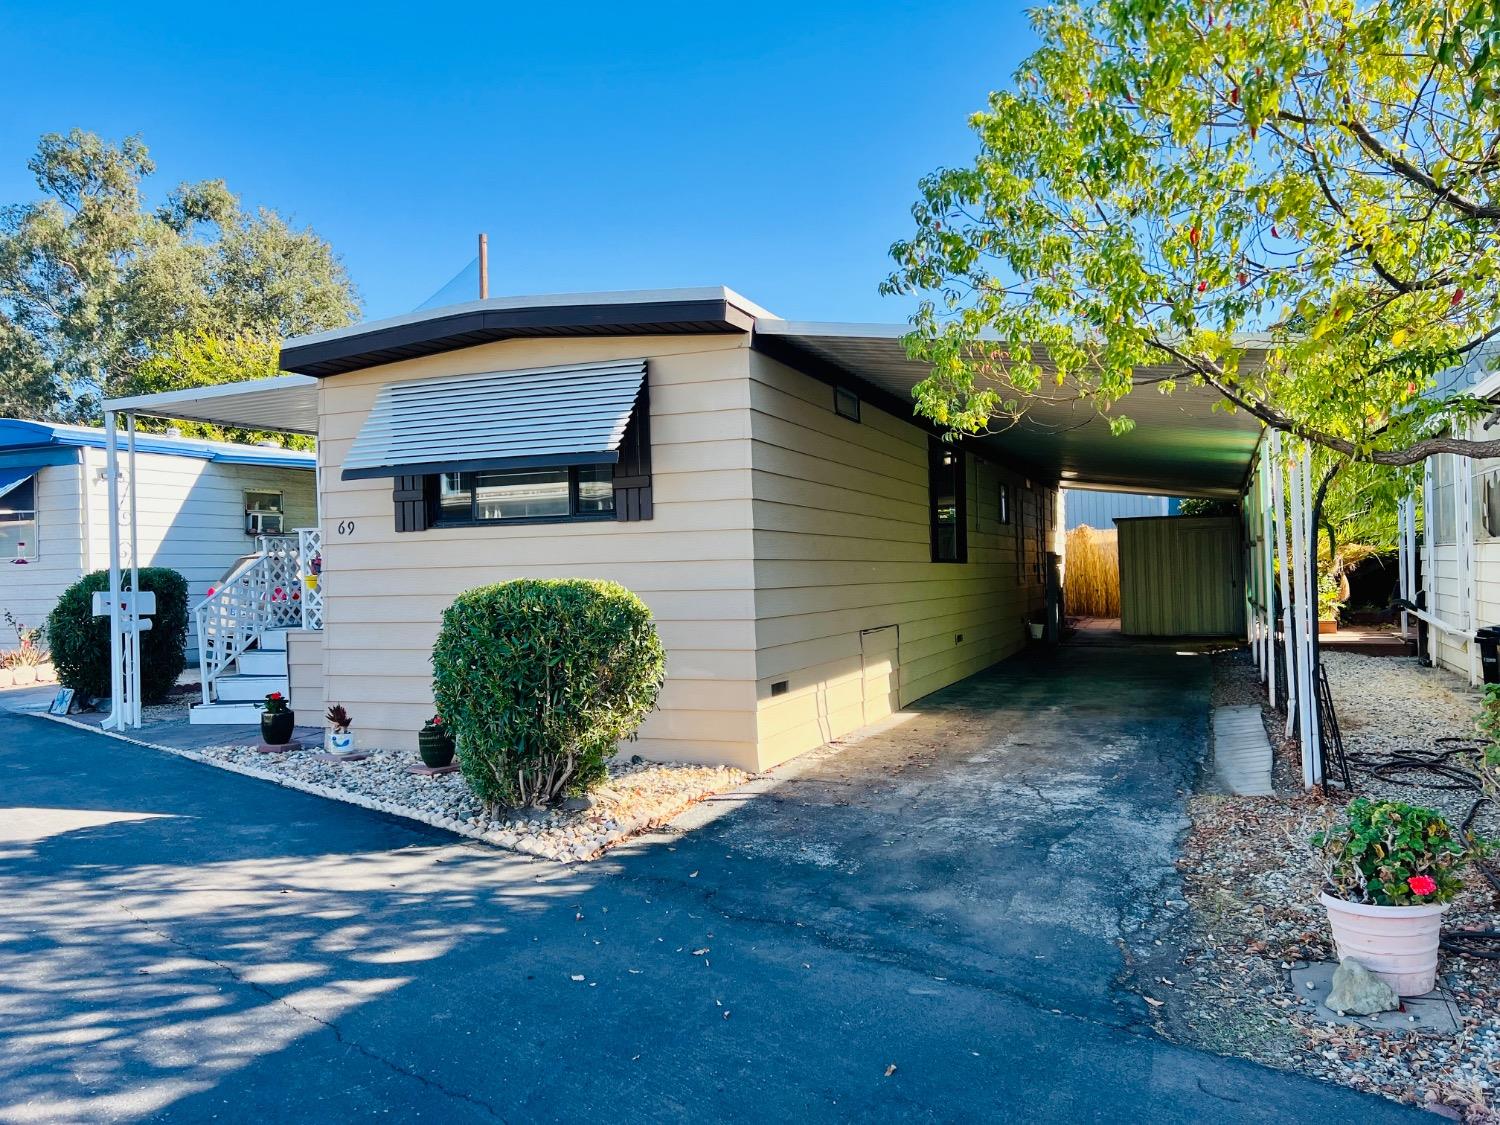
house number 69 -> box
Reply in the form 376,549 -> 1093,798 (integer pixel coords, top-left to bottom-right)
337,520 -> 356,536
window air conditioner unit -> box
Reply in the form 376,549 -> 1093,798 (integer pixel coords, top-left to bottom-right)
246,510 -> 285,535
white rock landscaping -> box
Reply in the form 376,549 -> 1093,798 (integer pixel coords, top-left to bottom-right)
58,721 -> 749,863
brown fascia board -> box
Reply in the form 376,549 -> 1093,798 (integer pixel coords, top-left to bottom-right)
280,296 -> 759,378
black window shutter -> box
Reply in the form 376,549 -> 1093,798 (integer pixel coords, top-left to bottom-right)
612,384 -> 653,521
393,474 -> 431,533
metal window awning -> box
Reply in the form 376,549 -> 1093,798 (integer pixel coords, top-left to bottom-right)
0,465 -> 39,502
340,358 -> 648,481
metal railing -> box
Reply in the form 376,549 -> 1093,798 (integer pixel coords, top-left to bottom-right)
194,535 -> 305,706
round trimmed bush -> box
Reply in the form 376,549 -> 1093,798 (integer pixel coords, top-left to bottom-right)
47,568 -> 190,703
431,579 -> 666,809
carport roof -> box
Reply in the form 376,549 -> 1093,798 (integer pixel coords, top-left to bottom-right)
103,289 -> 1264,498
753,321 -> 1263,499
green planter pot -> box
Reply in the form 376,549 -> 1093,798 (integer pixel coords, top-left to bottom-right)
418,724 -> 455,768
261,709 -> 296,746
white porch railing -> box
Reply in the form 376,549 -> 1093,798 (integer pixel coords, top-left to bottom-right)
297,526 -> 324,630
194,534 -> 314,706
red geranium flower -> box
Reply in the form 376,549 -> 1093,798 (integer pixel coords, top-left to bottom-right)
1408,875 -> 1437,897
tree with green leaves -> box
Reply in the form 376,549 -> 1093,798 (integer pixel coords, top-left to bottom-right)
884,0 -> 1500,469
0,129 -> 358,423
127,330 -> 313,449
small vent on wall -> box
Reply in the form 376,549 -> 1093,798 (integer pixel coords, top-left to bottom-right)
771,680 -> 789,697
955,634 -> 964,645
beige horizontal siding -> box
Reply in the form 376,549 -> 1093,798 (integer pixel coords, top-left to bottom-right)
747,352 -> 1051,769
286,628 -> 325,718
314,333 -> 761,766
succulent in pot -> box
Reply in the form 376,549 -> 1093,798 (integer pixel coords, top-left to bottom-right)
417,714 -> 455,768
261,691 -> 296,746
325,703 -> 354,755
1314,798 -> 1485,995
2,616 -> 48,686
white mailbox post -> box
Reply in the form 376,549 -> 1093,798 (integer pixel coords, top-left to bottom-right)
92,588 -> 155,729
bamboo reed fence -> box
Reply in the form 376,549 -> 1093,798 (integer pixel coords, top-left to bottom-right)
1065,525 -> 1120,617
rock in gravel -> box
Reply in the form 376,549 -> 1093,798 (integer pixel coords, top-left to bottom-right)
561,795 -> 594,812
1326,958 -> 1400,1016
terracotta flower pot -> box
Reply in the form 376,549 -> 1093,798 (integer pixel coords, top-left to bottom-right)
1320,891 -> 1447,995
1318,619 -> 1339,634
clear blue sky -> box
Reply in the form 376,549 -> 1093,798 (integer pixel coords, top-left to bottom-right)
0,1 -> 1036,325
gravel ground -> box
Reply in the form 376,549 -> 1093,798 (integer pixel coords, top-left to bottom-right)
53,716 -> 748,863
1166,649 -> 1500,1122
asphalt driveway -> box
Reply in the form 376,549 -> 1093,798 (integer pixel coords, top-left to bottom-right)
0,644 -> 1421,1123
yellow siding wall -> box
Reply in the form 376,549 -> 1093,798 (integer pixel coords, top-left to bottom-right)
315,334 -> 760,767
746,352 -> 1052,768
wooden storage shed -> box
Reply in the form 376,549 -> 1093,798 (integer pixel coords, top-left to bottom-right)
1117,515 -> 1244,637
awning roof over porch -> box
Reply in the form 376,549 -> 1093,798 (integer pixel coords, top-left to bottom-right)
103,374 -> 320,437
753,321 -> 1265,499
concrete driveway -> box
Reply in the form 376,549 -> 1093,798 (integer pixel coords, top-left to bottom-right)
0,645 -> 1420,1123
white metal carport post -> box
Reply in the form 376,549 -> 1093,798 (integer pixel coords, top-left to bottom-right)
101,408 -> 143,731
1259,451 -> 1277,706
1267,430 -> 1322,788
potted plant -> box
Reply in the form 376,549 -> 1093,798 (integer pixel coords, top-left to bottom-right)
6,635 -> 44,686
1315,798 -> 1484,995
261,691 -> 296,746
325,704 -> 354,755
1317,571 -> 1343,634
417,714 -> 455,768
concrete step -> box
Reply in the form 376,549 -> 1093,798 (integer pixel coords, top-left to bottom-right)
257,629 -> 290,652
214,674 -> 290,703
189,701 -> 264,725
235,650 -> 288,677
1212,704 -> 1274,796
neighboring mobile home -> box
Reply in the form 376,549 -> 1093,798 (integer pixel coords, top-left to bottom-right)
1389,348 -> 1500,683
0,420 -> 315,650
103,288 -> 1264,771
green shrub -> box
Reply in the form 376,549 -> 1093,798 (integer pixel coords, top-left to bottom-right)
47,569 -> 190,703
431,579 -> 666,809
1314,798 -> 1484,906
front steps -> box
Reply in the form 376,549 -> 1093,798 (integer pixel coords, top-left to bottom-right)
189,629 -> 293,725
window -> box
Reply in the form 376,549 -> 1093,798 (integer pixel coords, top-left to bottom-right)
1431,455 -> 1457,546
1479,459 -> 1500,539
0,477 -> 37,562
929,438 -> 967,563
433,464 -> 615,525
245,490 -> 284,535
997,481 -> 1011,525
834,386 -> 861,422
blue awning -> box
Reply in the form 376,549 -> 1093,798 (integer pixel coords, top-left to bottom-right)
0,466 -> 39,503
